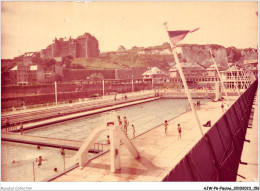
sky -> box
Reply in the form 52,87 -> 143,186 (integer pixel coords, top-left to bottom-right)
1,1 -> 258,59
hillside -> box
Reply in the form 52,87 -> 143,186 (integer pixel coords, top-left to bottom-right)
71,43 -> 258,72
1,43 -> 257,74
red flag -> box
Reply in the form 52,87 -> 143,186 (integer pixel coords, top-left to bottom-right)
168,28 -> 199,46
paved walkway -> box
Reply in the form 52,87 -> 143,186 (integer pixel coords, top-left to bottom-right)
52,98 -> 238,182
237,93 -> 258,182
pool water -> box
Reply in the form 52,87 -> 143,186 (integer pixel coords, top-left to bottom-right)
1,141 -> 76,182
23,99 -> 207,141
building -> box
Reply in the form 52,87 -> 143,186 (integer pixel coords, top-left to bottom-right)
142,67 -> 168,84
166,61 -> 257,90
40,33 -> 99,59
115,68 -> 147,79
10,64 -> 44,85
243,59 -> 258,78
206,64 -> 225,77
220,64 -> 257,89
169,62 -> 206,78
168,63 -> 221,89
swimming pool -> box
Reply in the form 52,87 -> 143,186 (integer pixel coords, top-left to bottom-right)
1,98 -> 208,181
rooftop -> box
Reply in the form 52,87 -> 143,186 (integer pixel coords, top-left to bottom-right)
169,62 -> 205,72
142,67 -> 167,76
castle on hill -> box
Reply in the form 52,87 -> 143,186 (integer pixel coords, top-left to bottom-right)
40,32 -> 99,59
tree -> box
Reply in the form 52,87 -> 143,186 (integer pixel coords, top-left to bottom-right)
43,58 -> 56,72
62,55 -> 73,69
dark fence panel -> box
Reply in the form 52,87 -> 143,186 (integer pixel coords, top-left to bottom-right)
163,80 -> 258,181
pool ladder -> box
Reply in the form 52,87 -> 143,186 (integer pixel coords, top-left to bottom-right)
91,141 -> 104,155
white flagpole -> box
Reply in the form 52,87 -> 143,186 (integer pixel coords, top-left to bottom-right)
209,49 -> 231,106
163,23 -> 204,137
226,58 -> 240,96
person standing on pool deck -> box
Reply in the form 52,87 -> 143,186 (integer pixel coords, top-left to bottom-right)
117,115 -> 123,129
164,120 -> 168,135
221,103 -> 224,112
20,123 -> 23,135
123,116 -> 128,134
131,124 -> 136,139
177,124 -> 182,140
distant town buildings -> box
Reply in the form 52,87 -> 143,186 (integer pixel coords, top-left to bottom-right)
10,64 -> 44,85
40,33 -> 99,59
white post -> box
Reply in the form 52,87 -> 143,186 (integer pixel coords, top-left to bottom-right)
163,23 -> 204,136
132,78 -> 134,93
215,81 -> 220,101
209,49 -> 231,106
102,80 -> 105,97
55,81 -> 58,106
110,124 -> 121,172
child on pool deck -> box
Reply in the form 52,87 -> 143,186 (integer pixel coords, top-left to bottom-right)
164,120 -> 168,135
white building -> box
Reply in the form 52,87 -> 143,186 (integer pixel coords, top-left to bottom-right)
220,65 -> 255,89
142,67 -> 168,84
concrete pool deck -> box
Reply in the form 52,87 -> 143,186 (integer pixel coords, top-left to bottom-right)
51,97 -> 245,182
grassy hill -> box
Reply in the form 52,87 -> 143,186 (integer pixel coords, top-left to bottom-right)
70,42 -> 257,71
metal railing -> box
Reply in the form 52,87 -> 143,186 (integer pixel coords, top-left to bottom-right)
1,90 -> 156,114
